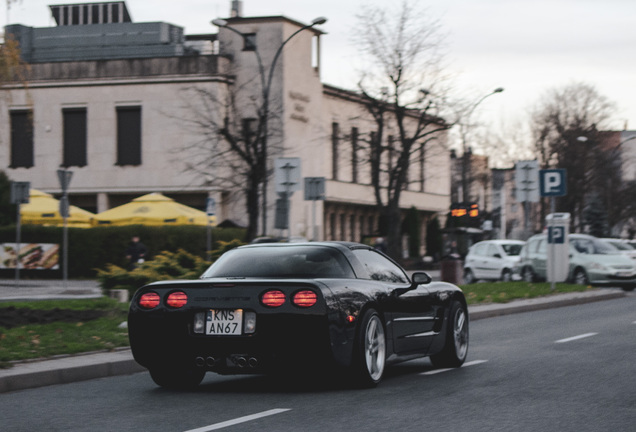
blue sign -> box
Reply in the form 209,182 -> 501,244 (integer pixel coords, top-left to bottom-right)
539,169 -> 567,197
548,226 -> 565,244
205,197 -> 216,216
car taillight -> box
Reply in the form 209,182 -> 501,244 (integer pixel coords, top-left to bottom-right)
166,291 -> 188,308
261,290 -> 286,307
139,292 -> 160,309
292,290 -> 317,307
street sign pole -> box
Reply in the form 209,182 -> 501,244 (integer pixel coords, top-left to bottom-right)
540,169 -> 567,292
304,177 -> 325,241
10,181 -> 30,287
550,196 -> 556,292
57,169 -> 73,286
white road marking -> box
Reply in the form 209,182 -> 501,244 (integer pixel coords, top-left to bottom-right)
183,409 -> 291,432
555,332 -> 598,344
421,359 -> 488,375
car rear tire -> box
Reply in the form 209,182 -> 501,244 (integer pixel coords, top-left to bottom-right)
573,268 -> 589,285
430,300 -> 469,369
522,266 -> 535,283
149,367 -> 206,390
351,309 -> 386,387
501,269 -> 513,282
463,269 -> 476,284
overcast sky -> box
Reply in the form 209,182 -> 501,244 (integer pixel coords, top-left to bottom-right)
3,0 -> 636,133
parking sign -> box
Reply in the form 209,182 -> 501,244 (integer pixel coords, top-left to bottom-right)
539,169 -> 567,197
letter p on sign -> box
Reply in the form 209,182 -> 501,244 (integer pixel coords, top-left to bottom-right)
539,169 -> 567,197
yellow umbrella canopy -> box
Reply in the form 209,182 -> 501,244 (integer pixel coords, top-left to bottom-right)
20,189 -> 95,228
94,193 -> 216,226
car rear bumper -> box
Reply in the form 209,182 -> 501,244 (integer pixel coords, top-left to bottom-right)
129,313 -> 338,374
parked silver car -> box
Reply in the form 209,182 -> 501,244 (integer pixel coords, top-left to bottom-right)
600,238 -> 636,261
516,233 -> 636,291
463,240 -> 525,283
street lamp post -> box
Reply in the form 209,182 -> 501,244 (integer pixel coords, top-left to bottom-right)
212,16 -> 327,236
459,87 -> 504,203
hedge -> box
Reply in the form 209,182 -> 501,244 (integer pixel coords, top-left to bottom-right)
0,224 -> 246,279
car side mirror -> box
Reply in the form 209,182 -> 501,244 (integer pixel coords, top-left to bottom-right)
393,272 -> 432,297
494,253 -> 502,259
411,272 -> 432,286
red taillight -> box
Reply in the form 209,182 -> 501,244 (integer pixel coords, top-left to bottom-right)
261,290 -> 286,307
139,292 -> 160,309
166,291 -> 188,308
292,290 -> 317,307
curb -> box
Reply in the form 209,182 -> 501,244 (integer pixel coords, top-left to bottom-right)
468,289 -> 626,320
0,348 -> 145,394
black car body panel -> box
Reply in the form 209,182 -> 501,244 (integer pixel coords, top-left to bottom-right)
128,242 -> 467,384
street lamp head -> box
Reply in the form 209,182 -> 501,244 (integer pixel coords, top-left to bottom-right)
211,19 -> 228,27
311,17 -> 328,25
493,87 -> 504,93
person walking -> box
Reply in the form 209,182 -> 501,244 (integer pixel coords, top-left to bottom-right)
125,235 -> 147,270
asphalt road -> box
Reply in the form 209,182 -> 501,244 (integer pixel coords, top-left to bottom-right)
1,293 -> 634,432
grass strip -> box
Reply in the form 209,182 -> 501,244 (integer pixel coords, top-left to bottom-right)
0,298 -> 129,368
460,281 -> 592,305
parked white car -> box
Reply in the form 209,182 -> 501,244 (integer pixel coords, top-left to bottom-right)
463,240 -> 525,283
600,238 -> 636,261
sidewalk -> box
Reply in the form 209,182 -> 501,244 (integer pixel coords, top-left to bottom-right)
0,279 -> 103,301
0,278 -> 627,394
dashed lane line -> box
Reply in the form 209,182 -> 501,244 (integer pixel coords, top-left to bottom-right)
555,332 -> 598,344
183,408 -> 291,432
421,359 -> 489,375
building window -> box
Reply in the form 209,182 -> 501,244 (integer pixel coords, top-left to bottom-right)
242,118 -> 256,143
340,213 -> 346,240
419,142 -> 426,192
351,127 -> 358,183
243,33 -> 257,51
329,213 -> 336,240
9,110 -> 34,168
349,214 -> 356,242
116,106 -> 142,166
62,108 -> 87,167
331,122 -> 339,180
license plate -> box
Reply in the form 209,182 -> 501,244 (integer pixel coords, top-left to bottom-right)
206,309 -> 243,335
616,272 -> 634,277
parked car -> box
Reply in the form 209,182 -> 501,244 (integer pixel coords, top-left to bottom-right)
128,242 -> 469,389
600,238 -> 636,261
463,240 -> 525,283
515,233 -> 636,291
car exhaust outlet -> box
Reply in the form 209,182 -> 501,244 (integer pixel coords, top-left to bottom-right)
236,356 -> 247,368
205,356 -> 216,367
195,356 -> 205,367
248,357 -> 258,368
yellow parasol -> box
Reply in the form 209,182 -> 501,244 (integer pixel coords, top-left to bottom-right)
20,189 -> 95,228
93,193 -> 216,226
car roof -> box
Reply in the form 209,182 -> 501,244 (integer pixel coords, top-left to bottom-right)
527,233 -> 596,240
477,239 -> 525,245
238,241 -> 371,252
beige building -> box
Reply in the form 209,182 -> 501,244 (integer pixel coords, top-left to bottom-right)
2,1 -> 450,249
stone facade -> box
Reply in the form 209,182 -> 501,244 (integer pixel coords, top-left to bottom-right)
1,2 -> 451,250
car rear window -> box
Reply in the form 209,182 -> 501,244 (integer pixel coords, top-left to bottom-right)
502,244 -> 523,256
201,245 -> 356,279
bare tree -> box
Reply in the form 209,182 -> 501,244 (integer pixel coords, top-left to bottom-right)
529,82 -> 616,231
351,0 -> 453,258
177,73 -> 283,241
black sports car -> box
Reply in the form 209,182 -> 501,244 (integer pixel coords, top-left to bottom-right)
128,242 -> 469,389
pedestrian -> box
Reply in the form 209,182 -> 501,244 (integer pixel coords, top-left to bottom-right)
374,237 -> 387,253
125,235 -> 147,270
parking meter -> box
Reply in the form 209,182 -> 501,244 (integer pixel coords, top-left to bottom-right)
546,213 -> 570,282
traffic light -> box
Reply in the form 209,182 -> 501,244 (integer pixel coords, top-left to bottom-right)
450,202 -> 480,227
